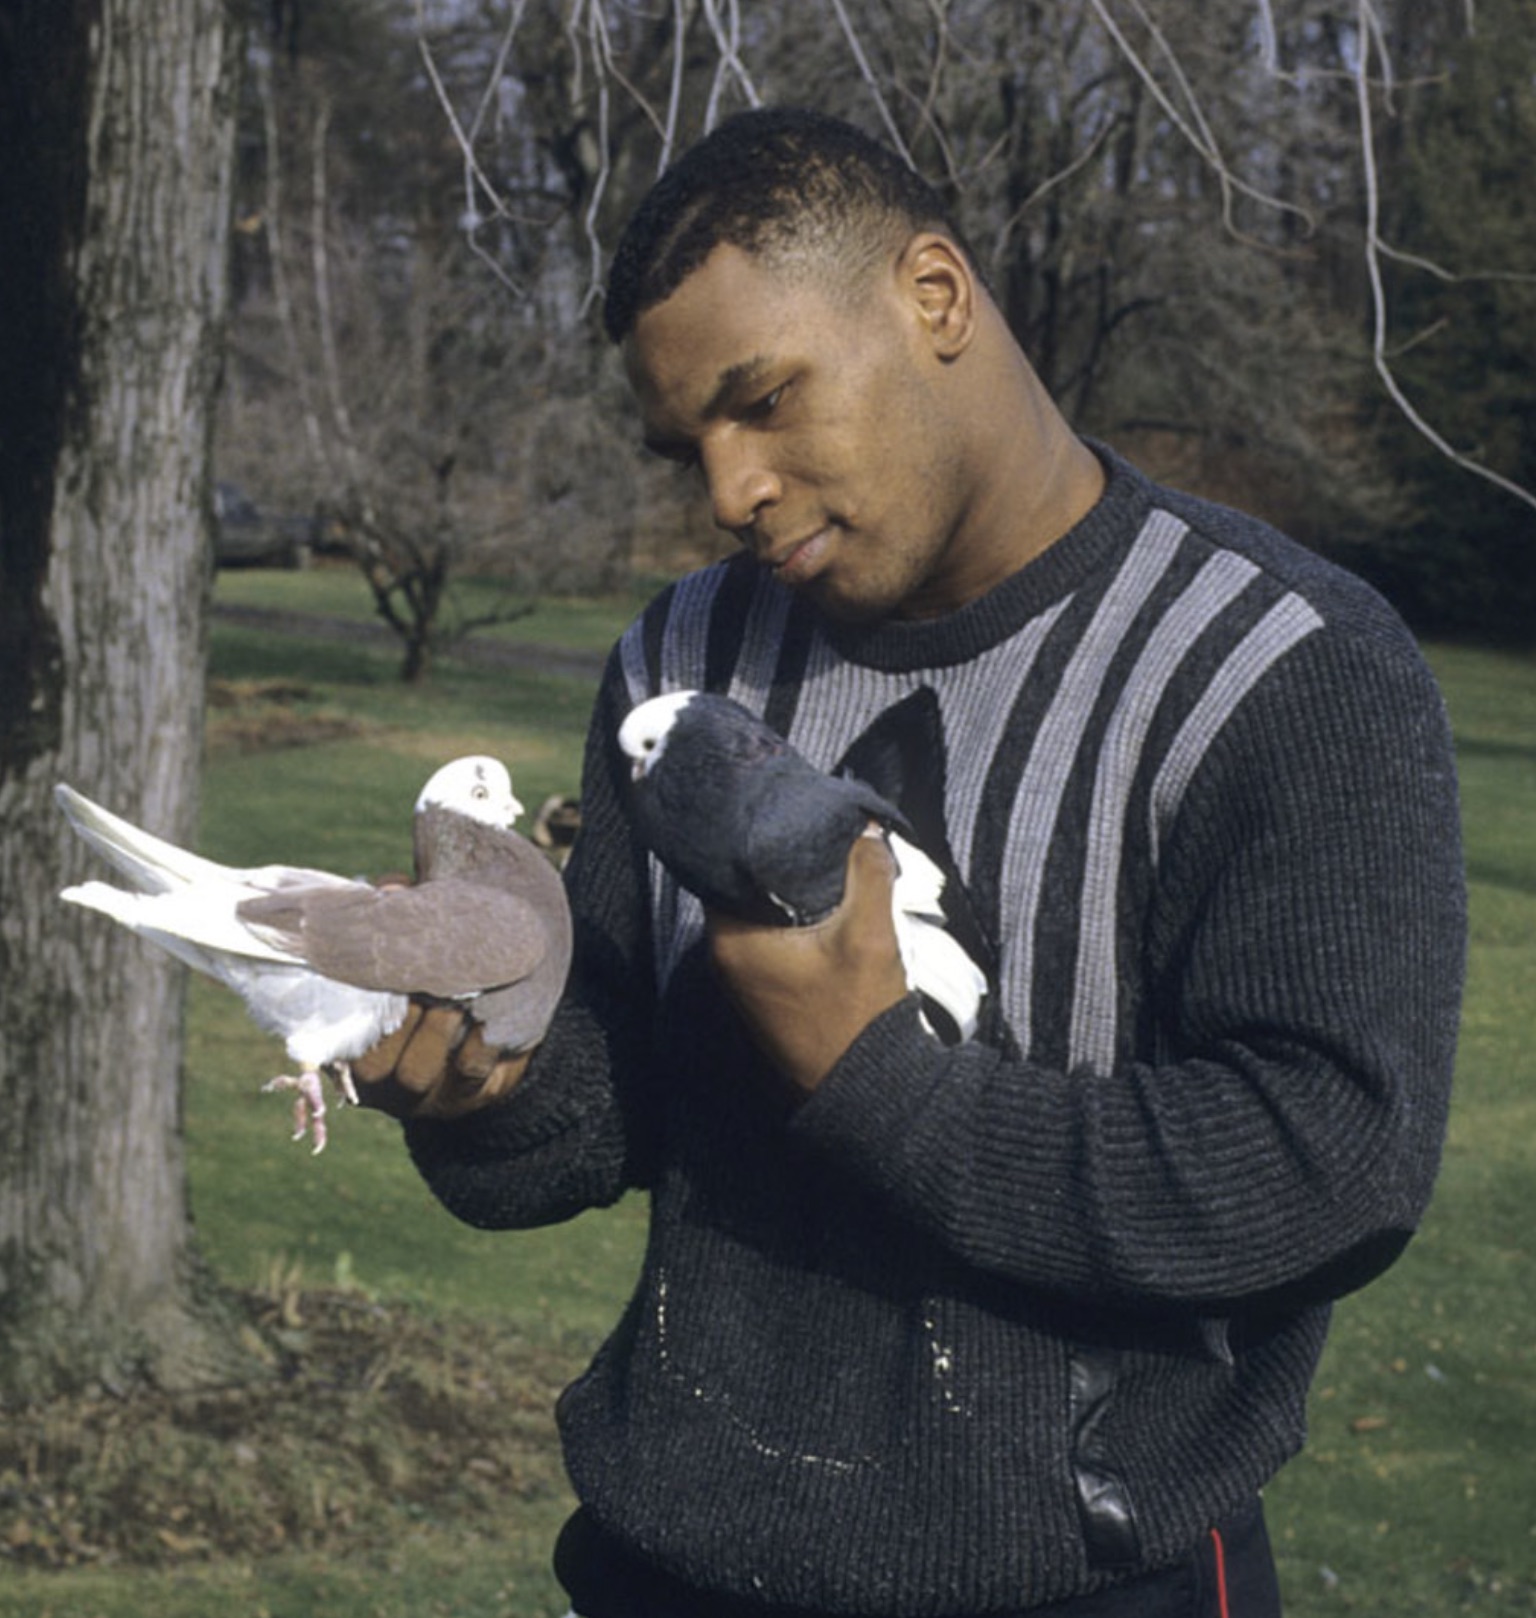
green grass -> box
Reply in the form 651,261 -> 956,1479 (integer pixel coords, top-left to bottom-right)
213,558 -> 663,654
8,610 -> 1534,1616
1265,642 -> 1536,1615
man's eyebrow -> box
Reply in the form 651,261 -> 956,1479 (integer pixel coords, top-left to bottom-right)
701,355 -> 776,421
640,355 -> 779,458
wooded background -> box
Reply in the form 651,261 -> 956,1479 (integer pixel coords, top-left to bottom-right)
223,0 -> 1536,643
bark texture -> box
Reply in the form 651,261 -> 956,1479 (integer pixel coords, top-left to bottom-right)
0,0 -> 247,1399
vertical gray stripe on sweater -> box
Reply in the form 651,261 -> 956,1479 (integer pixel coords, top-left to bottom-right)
628,571 -> 727,988
618,616 -> 650,708
785,605 -> 1069,889
1148,591 -> 1324,868
726,577 -> 793,712
659,566 -> 726,692
1000,511 -> 1186,1054
1068,549 -> 1260,1074
935,605 -> 1069,880
787,633 -> 915,768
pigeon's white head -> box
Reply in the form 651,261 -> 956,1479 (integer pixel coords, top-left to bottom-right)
619,690 -> 697,781
416,756 -> 524,828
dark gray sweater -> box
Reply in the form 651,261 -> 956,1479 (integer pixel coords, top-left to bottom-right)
406,448 -> 1465,1614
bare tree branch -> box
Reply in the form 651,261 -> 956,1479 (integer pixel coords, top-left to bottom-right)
1351,0 -> 1536,514
414,1 -> 530,295
702,0 -> 761,126
825,0 -> 914,164
1085,0 -> 1315,243
659,0 -> 689,173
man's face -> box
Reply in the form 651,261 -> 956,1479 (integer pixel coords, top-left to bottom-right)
623,244 -> 976,624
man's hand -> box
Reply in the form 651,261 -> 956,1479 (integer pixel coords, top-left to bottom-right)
707,831 -> 909,1095
349,1003 -> 532,1120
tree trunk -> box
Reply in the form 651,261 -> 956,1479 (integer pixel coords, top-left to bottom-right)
0,0 -> 250,1400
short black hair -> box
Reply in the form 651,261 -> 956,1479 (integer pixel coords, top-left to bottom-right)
603,107 -> 975,343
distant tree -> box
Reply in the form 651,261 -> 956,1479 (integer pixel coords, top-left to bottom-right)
1358,0 -> 1536,639
0,0 -> 249,1399
219,0 -> 644,680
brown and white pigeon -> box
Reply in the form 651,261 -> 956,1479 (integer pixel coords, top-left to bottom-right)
56,758 -> 571,1152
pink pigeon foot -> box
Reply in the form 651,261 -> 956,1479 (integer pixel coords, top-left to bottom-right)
263,1063 -> 358,1154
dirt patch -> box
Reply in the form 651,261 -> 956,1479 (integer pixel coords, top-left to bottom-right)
205,677 -> 373,754
0,1290 -> 583,1571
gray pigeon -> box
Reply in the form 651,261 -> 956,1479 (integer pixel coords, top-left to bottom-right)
56,758 -> 571,1151
618,690 -> 986,1043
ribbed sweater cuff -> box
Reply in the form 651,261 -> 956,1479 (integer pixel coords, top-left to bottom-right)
791,996 -> 951,1174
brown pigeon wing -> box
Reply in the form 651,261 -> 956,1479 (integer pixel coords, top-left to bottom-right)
238,881 -> 551,998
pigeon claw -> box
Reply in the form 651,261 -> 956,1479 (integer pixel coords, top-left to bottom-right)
263,1062 -> 356,1155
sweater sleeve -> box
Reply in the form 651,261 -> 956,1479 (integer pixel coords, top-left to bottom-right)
791,626 -> 1466,1316
401,655 -> 662,1230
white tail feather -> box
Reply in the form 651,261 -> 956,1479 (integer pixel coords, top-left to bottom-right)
60,880 -> 301,967
55,783 -> 239,895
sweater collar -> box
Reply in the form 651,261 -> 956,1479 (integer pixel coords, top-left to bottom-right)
816,441 -> 1151,673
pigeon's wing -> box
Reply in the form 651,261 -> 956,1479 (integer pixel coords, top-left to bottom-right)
238,880 -> 557,999
740,769 -> 878,923
899,918 -> 987,1043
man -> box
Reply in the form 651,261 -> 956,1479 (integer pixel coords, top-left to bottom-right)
353,109 -> 1465,1616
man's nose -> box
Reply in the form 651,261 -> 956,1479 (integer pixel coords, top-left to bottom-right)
701,435 -> 779,537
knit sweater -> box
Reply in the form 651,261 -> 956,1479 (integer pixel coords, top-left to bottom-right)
405,446 -> 1465,1615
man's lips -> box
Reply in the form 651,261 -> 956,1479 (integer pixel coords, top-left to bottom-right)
764,527 -> 832,586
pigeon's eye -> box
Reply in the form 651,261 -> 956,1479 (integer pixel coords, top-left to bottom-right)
472,785 -> 490,800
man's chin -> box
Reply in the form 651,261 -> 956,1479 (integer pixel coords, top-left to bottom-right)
801,583 -> 889,626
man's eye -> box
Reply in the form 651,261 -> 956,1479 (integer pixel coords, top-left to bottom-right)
747,385 -> 785,421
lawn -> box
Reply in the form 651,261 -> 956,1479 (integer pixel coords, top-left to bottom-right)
2,575 -> 1531,1616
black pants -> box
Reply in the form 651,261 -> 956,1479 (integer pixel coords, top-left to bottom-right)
555,1499 -> 1283,1618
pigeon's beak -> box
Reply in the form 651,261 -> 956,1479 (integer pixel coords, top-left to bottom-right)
630,758 -> 646,783
509,793 -> 525,823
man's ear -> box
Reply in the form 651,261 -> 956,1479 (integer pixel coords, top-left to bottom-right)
899,233 -> 978,361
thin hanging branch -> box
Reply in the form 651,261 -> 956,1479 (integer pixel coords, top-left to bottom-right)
658,0 -> 688,173
702,0 -> 761,127
1085,0 -> 1315,242
1351,0 -> 1536,513
825,0 -> 914,165
414,1 -> 529,296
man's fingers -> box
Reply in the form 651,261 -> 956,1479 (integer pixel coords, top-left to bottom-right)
350,1001 -> 534,1119
845,828 -> 898,913
394,1005 -> 474,1090
349,1003 -> 425,1085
